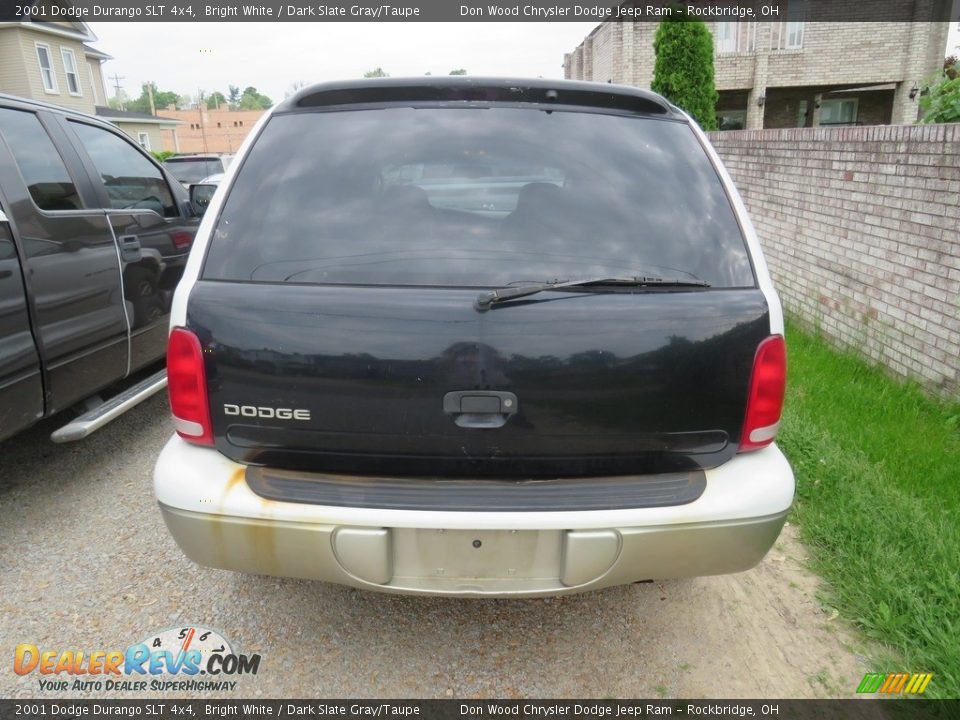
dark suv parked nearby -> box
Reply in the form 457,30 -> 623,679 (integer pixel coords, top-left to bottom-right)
155,78 -> 793,597
0,93 -> 197,443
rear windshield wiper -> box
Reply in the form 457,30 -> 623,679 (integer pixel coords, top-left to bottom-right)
474,276 -> 711,311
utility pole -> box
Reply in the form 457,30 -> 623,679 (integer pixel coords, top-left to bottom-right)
109,73 -> 125,108
146,82 -> 156,115
197,90 -> 209,153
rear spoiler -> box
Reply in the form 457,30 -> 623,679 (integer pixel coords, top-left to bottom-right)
284,77 -> 677,118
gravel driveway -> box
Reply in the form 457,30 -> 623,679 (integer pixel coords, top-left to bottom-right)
2,396 -> 867,699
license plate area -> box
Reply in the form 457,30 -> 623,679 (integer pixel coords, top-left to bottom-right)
392,528 -> 562,581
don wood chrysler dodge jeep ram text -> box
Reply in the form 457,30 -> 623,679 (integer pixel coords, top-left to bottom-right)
154,78 -> 794,597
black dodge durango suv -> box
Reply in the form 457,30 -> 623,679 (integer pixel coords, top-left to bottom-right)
155,78 -> 793,597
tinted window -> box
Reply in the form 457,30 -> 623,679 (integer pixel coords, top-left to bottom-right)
69,121 -> 176,217
204,108 -> 754,288
163,158 -> 224,184
0,109 -> 83,211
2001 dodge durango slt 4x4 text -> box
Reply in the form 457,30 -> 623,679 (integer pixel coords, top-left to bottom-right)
154,78 -> 794,597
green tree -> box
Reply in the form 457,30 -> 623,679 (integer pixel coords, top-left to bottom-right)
227,85 -> 241,107
238,86 -> 273,110
651,13 -> 718,130
206,91 -> 227,109
363,67 -> 389,78
918,57 -> 960,124
945,55 -> 959,80
126,82 -> 180,114
448,68 -> 467,75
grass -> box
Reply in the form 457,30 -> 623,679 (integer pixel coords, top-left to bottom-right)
778,320 -> 960,698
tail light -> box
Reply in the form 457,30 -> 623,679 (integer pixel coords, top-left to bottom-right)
739,335 -> 786,453
171,230 -> 193,251
167,327 -> 213,445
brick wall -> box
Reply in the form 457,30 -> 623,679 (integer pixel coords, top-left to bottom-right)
157,108 -> 265,154
591,25 -> 614,83
708,124 -> 960,395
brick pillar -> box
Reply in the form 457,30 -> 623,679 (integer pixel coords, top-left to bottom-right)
811,92 -> 824,126
583,37 -> 594,82
892,21 -> 924,124
892,18 -> 948,125
746,52 -> 769,129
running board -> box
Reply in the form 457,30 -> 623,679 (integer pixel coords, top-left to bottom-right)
51,369 -> 167,443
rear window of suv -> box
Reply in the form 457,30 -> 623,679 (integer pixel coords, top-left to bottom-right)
202,107 -> 755,288
164,158 -> 224,184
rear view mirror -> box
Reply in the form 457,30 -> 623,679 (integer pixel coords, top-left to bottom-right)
189,183 -> 217,217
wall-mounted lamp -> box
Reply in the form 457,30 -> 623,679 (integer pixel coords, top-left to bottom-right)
757,95 -> 766,107
908,84 -> 919,100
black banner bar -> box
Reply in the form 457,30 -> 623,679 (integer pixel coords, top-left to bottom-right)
2,0 -> 959,22
2,700 -> 960,720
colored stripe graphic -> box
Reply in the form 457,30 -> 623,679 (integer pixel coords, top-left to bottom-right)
857,673 -> 885,693
858,672 -> 932,694
915,673 -> 933,695
879,673 -> 898,693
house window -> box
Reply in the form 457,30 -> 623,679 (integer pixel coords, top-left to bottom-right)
819,99 -> 859,126
137,132 -> 151,150
716,21 -> 756,54
716,22 -> 736,53
60,48 -> 81,96
785,21 -> 804,48
35,43 -> 58,93
784,0 -> 806,48
718,110 -> 747,130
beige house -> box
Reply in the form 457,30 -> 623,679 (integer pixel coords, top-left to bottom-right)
0,16 -> 181,149
564,13 -> 950,130
93,105 -> 184,152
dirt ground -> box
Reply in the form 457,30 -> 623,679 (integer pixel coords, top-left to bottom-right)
2,395 -> 868,698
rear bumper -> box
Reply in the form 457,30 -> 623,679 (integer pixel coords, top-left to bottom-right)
154,436 -> 794,597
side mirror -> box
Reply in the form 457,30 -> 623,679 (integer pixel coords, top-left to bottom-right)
189,183 -> 218,217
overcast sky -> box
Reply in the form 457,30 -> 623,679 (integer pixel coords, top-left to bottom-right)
88,23 -> 600,103
88,21 -> 960,106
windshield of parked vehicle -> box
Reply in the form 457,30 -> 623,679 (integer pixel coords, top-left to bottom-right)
202,107 -> 755,288
164,158 -> 223,184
